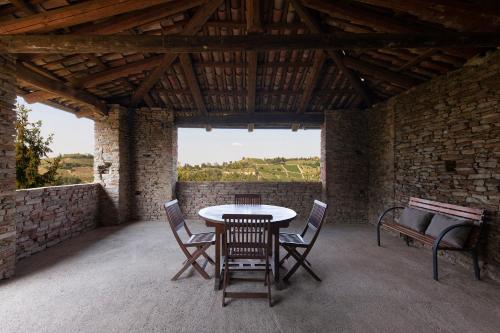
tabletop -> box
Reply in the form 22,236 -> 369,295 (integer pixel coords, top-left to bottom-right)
198,204 -> 297,224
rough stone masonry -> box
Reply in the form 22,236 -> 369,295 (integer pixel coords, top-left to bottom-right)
367,50 -> 500,281
0,54 -> 17,279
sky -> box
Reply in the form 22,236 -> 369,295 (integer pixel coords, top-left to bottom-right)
17,98 -> 320,164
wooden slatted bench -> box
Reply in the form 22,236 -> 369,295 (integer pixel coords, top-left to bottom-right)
376,197 -> 485,281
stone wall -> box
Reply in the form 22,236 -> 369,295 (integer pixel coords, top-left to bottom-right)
15,184 -> 99,260
321,110 -> 369,223
94,105 -> 130,225
176,182 -> 323,223
367,50 -> 500,280
130,108 -> 177,220
0,54 -> 17,279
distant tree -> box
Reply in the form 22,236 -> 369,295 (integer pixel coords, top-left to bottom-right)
15,104 -> 61,189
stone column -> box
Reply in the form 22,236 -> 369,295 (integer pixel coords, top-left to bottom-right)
321,109 -> 369,223
0,54 -> 17,279
130,108 -> 177,221
94,105 -> 130,225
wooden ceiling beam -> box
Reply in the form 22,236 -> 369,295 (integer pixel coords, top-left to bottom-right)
342,57 -> 421,88
10,0 -> 36,15
296,51 -> 325,113
79,56 -> 163,88
16,62 -> 108,116
290,0 -> 371,107
245,0 -> 261,113
352,0 -> 500,31
72,0 -> 204,35
301,0 -> 418,33
3,33 -> 499,54
246,51 -> 258,113
179,54 -> 207,115
0,0 -> 175,34
130,0 -> 224,107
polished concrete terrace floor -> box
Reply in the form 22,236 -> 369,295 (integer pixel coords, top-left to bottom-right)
1,220 -> 499,333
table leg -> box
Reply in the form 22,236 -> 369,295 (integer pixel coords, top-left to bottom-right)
273,228 -> 285,290
214,228 -> 221,290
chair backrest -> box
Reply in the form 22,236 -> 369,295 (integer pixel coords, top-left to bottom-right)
164,199 -> 192,240
222,214 -> 272,259
301,200 -> 328,249
234,194 -> 262,205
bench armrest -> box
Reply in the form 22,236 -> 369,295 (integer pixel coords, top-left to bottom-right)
433,223 -> 475,250
377,206 -> 405,226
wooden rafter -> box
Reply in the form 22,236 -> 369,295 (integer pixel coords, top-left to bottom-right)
396,49 -> 439,72
245,0 -> 262,113
2,33 -> 498,54
352,0 -> 500,31
16,63 -> 108,117
79,56 -> 163,88
130,0 -> 224,107
342,57 -> 421,88
10,0 -> 36,15
302,0 -> 421,33
290,0 -> 371,107
73,0 -> 204,35
179,54 -> 207,115
296,51 -> 325,113
246,51 -> 258,113
0,0 -> 176,34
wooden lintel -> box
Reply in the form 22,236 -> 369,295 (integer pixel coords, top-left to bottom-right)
175,113 -> 324,128
1,33 -> 499,53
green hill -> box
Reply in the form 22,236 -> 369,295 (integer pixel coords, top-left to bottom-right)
40,155 -> 321,184
178,157 -> 320,182
42,153 -> 94,185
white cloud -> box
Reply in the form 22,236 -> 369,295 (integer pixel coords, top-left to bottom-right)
231,142 -> 243,147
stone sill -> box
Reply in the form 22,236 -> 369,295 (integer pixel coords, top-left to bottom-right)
16,182 -> 100,193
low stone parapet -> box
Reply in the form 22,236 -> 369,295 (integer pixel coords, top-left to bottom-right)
15,183 -> 100,260
176,181 -> 323,222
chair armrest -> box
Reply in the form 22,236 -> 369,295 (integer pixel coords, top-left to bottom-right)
433,223 -> 475,250
377,206 -> 405,226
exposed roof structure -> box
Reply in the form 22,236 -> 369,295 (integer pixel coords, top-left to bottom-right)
2,0 -> 500,126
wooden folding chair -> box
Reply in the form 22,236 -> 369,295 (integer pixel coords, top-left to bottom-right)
279,200 -> 327,282
222,214 -> 273,307
234,194 -> 262,205
164,200 -> 215,281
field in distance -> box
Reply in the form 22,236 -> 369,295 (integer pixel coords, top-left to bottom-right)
178,157 -> 320,182
41,153 -> 94,185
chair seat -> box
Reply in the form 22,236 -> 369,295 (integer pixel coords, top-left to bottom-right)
227,247 -> 266,259
279,232 -> 309,247
185,232 -> 216,247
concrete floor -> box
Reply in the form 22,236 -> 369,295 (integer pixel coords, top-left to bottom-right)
0,220 -> 499,333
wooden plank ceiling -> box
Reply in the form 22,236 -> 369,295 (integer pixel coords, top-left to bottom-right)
2,0 -> 499,123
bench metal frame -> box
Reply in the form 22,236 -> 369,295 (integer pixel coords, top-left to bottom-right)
376,197 -> 485,281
